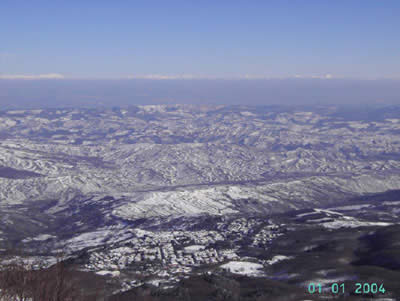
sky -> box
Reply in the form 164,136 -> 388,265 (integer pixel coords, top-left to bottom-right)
1,0 -> 400,80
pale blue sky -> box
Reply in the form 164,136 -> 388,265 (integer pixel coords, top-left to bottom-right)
1,0 -> 400,79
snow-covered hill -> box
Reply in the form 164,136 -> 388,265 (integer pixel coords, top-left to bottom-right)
1,105 -> 400,244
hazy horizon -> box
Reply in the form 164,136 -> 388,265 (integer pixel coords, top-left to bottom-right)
0,78 -> 399,109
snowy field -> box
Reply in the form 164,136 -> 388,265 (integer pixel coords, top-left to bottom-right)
220,261 -> 264,276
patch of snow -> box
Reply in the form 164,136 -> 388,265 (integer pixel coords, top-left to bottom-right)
184,245 -> 205,253
22,234 -> 55,243
96,270 -> 120,277
65,228 -> 134,252
112,188 -> 238,220
302,245 -> 318,252
296,211 -> 316,218
7,110 -> 26,115
220,261 -> 264,276
266,255 -> 293,265
383,201 -> 400,206
305,276 -> 353,286
132,228 -> 152,238
314,208 -> 343,216
307,217 -> 333,223
322,219 -> 392,229
147,279 -> 166,287
329,204 -> 371,211
240,111 -> 256,117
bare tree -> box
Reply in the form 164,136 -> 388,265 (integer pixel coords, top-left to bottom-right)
0,255 -> 88,301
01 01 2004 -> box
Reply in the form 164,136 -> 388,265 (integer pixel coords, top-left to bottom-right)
307,282 -> 386,295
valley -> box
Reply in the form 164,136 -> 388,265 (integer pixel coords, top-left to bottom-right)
1,105 -> 400,300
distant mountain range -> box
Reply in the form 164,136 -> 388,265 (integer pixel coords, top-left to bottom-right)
1,104 -> 400,299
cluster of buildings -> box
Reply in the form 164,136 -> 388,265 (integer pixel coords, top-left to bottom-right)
83,217 -> 283,290
251,224 -> 282,247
